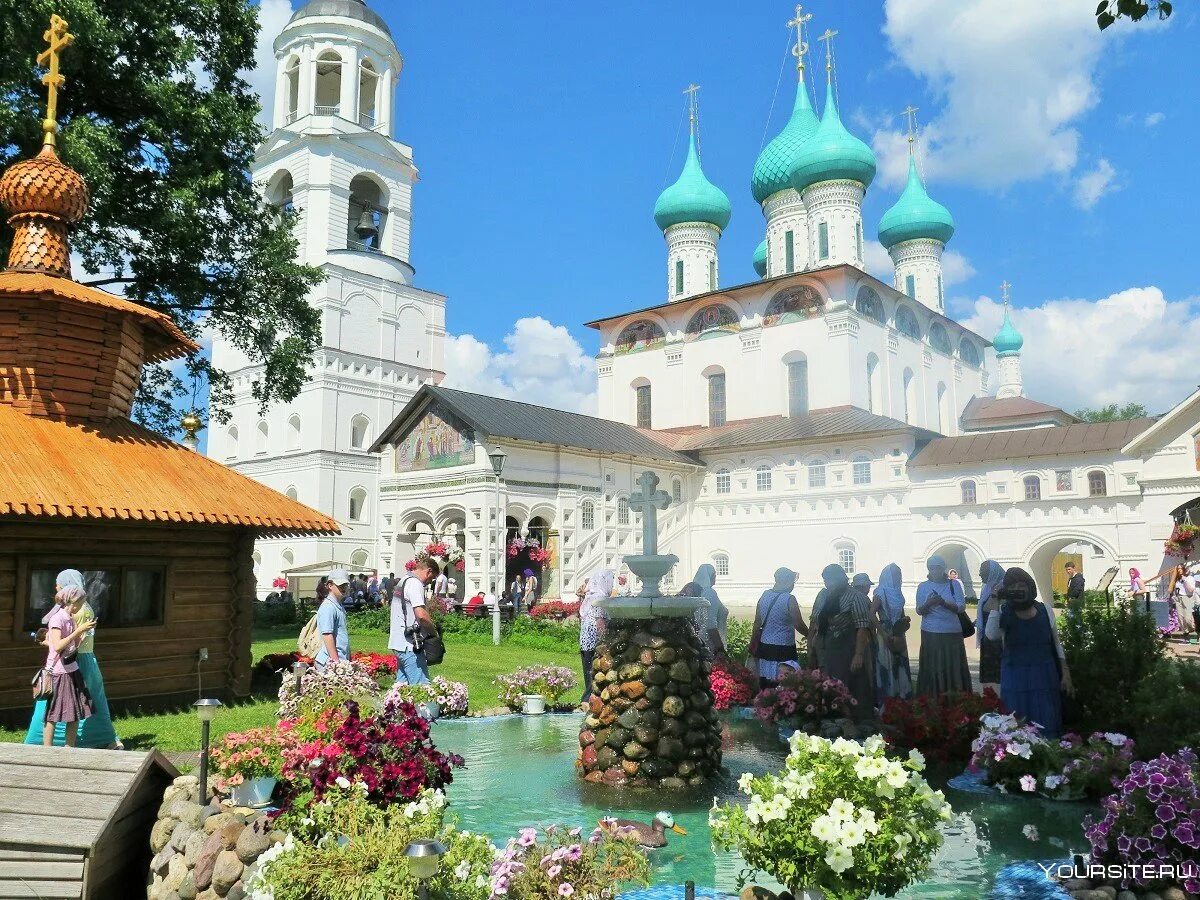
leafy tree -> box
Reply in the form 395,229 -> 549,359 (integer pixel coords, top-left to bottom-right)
1073,402 -> 1150,422
0,0 -> 324,434
1095,0 -> 1172,29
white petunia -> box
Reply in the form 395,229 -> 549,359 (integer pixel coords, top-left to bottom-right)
907,747 -> 926,769
831,737 -> 863,757
455,860 -> 472,880
828,797 -> 856,822
839,819 -> 866,848
810,815 -> 840,844
335,776 -> 352,790
825,845 -> 854,874
738,772 -> 755,794
1103,732 -> 1128,747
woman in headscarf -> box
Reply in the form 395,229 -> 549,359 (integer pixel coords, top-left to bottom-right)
984,567 -> 1071,737
579,569 -> 612,703
522,568 -> 539,610
915,555 -> 973,697
692,564 -> 729,657
870,564 -> 912,702
750,568 -> 807,688
812,565 -> 875,716
1129,567 -> 1147,613
32,571 -> 95,747
976,560 -> 1006,693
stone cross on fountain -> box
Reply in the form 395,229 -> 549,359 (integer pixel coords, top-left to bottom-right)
628,470 -> 671,556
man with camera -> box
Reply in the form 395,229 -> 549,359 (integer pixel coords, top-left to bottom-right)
390,559 -> 436,685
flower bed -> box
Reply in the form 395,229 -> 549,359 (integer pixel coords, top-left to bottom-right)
384,676 -> 470,718
496,665 -> 577,711
351,650 -> 398,681
1084,748 -> 1200,894
488,824 -> 649,900
529,600 -> 581,620
753,668 -> 855,729
277,659 -> 381,719
710,657 -> 756,711
710,733 -> 950,900
882,689 -> 1004,767
969,712 -> 1134,800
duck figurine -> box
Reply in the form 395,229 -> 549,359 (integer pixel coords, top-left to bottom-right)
598,811 -> 686,849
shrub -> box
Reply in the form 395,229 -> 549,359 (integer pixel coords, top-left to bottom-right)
277,659 -> 381,720
349,607 -> 582,653
1060,600 -> 1165,737
753,668 -> 855,726
881,689 -> 1004,768
1130,658 -> 1200,758
347,606 -> 391,632
725,616 -> 752,662
710,657 -> 756,710
710,733 -> 950,900
489,824 -> 649,900
1050,589 -> 1111,609
1084,748 -> 1200,894
254,596 -> 298,627
495,665 -> 577,710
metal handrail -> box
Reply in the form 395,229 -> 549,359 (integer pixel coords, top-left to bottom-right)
314,104 -> 340,116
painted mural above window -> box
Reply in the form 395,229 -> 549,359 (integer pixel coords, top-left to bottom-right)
394,401 -> 476,473
854,286 -> 886,325
764,285 -> 823,328
684,304 -> 740,342
614,319 -> 666,355
959,338 -> 981,368
894,305 -> 921,340
928,322 -> 952,354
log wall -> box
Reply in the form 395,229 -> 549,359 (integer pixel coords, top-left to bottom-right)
0,520 -> 256,726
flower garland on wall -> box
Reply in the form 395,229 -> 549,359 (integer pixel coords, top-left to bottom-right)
508,536 -> 550,564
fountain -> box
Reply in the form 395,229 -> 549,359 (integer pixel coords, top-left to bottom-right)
577,472 -> 722,788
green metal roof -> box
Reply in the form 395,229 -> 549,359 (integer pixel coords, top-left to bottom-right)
878,154 -> 955,249
751,75 -> 820,205
753,240 -> 767,278
790,78 -> 877,194
653,134 -> 732,232
993,306 -> 1024,356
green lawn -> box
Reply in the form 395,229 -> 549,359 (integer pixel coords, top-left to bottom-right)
0,627 -> 581,753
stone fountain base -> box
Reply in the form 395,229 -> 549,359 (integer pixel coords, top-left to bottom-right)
577,616 -> 721,788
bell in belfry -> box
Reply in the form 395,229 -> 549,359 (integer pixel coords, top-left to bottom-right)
354,209 -> 377,242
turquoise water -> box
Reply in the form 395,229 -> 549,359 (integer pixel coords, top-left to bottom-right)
432,714 -> 1085,898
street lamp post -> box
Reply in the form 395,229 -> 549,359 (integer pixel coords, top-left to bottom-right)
193,698 -> 223,806
488,447 -> 508,646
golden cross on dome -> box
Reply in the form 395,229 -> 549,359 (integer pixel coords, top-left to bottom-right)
902,105 -> 920,145
683,83 -> 700,133
37,14 -> 75,147
818,28 -> 838,70
788,4 -> 813,73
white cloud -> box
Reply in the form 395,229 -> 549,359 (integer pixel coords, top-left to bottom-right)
245,0 -> 295,126
941,250 -> 976,287
1144,111 -> 1166,127
961,286 -> 1200,414
1073,158 -> 1119,209
877,0 -> 1110,189
443,317 -> 599,415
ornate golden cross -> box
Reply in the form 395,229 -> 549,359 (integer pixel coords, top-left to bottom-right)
37,14 -> 75,146
788,4 -> 813,73
1001,280 -> 1012,306
818,28 -> 838,69
902,105 -> 920,144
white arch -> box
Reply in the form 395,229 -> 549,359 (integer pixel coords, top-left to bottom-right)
285,485 -> 299,501
348,485 -> 369,522
435,505 -> 469,533
287,414 -> 301,451
399,506 -> 437,532
350,413 -> 370,450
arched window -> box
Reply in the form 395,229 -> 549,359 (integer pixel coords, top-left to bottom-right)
961,480 -> 977,505
347,173 -> 387,252
1088,470 -> 1108,497
855,286 -> 885,324
672,477 -> 683,504
756,464 -> 772,492
928,322 -> 952,355
580,500 -> 595,531
634,382 -> 652,429
349,487 -> 368,521
713,553 -> 730,577
358,58 -> 379,127
852,456 -> 871,485
282,549 -> 295,568
686,304 -> 739,341
617,497 -> 630,525
225,425 -> 239,460
350,414 -> 370,450
836,544 -> 856,575
283,56 -> 300,121
866,353 -> 880,414
895,306 -> 921,340
787,358 -> 809,417
707,371 -> 727,427
764,285 -> 822,327
350,549 -> 369,568
266,170 -> 294,213
1023,475 -> 1042,501
808,461 -> 827,489
256,420 -> 269,455
287,414 -> 301,451
285,485 -> 299,501
614,319 -> 665,354
715,469 -> 731,494
902,368 -> 916,424
937,382 -> 949,434
959,338 -> 981,368
314,50 -> 343,115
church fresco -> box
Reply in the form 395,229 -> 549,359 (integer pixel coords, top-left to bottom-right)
763,285 -> 823,327
684,303 -> 740,342
394,402 -> 476,473
614,319 -> 665,355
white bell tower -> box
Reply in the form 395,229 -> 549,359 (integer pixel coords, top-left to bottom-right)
209,0 -> 447,588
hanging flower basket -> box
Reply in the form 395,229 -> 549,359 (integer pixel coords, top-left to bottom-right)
1165,523 -> 1199,558
407,540 -> 465,572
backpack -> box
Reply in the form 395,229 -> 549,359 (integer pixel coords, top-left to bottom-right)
398,576 -> 445,666
298,612 -> 321,659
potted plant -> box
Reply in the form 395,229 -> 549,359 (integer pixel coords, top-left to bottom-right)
753,668 -> 856,732
710,732 -> 950,899
495,665 -> 577,713
488,823 -> 650,900
213,726 -> 284,808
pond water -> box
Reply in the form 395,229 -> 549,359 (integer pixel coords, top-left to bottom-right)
432,713 -> 1086,899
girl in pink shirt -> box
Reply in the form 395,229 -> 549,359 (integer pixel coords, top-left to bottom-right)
41,577 -> 95,746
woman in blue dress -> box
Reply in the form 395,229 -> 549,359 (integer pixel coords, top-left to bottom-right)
984,566 -> 1071,737
870,563 -> 912,702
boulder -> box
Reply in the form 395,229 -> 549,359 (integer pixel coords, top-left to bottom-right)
178,873 -> 198,900
1160,890 -> 1186,900
623,681 -> 647,700
660,777 -> 686,790
595,747 -> 619,770
212,850 -> 244,895
632,631 -> 654,647
203,812 -> 244,835
689,692 -> 712,710
174,775 -> 200,789
169,822 -> 193,852
606,727 -> 632,749
598,707 -> 618,726
164,854 -> 189,893
152,845 -> 177,875
579,729 -> 596,746
658,737 -> 685,760
645,665 -> 669,686
226,885 -> 246,900
639,649 -> 654,666
581,745 -> 597,768
601,767 -> 627,787
634,726 -> 659,745
151,817 -> 178,854
193,833 -> 224,891
662,696 -> 685,717
668,661 -> 693,683
623,741 -> 650,760
584,771 -> 604,784
648,636 -> 667,650
618,663 -> 645,681
652,647 -> 677,665
610,697 -> 633,713
660,718 -> 684,737
634,698 -> 652,711
617,708 -> 640,729
595,727 -> 611,748
644,686 -> 665,704
1115,893 -> 1137,900
184,829 -> 209,865
640,710 -> 662,728
235,820 -> 272,863
589,696 -> 604,715
622,759 -> 641,776
169,800 -> 206,830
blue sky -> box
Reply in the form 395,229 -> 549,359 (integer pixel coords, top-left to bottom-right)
247,0 -> 1200,416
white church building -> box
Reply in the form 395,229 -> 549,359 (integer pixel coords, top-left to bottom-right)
209,0 -> 1200,611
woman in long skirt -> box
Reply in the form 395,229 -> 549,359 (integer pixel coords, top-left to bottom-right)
870,564 -> 912,702
915,556 -> 973,697
976,560 -> 1006,694
33,574 -> 95,746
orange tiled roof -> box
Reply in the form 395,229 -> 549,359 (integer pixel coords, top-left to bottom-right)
0,271 -> 197,362
0,404 -> 340,535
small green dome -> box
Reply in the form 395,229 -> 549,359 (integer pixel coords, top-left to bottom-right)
993,306 -> 1024,356
753,239 -> 767,278
654,134 -> 732,232
790,78 -> 877,194
878,154 -> 955,249
751,76 -> 820,205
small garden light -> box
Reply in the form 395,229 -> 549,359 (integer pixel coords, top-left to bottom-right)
193,698 -> 223,805
405,838 -> 446,900
291,659 -> 309,695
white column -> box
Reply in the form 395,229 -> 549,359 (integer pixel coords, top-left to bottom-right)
889,239 -> 946,313
996,354 -> 1023,398
763,189 -> 809,276
340,45 -> 358,120
664,223 -> 720,302
298,44 -> 315,118
379,67 -> 393,134
802,180 -> 866,269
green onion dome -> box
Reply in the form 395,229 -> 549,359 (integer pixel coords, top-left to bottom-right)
877,154 -> 955,249
753,239 -> 768,278
789,79 -> 877,194
751,77 -> 820,205
653,134 -> 732,232
993,306 -> 1024,356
